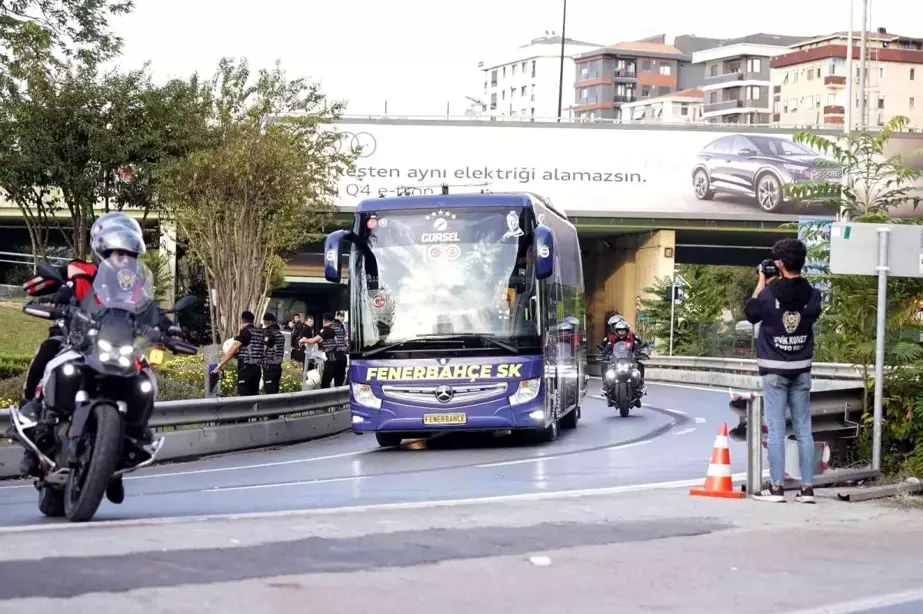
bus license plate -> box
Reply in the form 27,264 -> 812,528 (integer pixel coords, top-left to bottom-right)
423,413 -> 467,425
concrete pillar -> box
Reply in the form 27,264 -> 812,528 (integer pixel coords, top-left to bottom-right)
583,230 -> 675,346
159,220 -> 177,307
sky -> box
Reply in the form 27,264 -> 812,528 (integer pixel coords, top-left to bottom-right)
106,0 -> 923,116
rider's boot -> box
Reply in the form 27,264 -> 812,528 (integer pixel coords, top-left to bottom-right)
106,476 -> 125,504
16,399 -> 42,476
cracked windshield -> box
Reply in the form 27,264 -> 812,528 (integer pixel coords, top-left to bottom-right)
355,207 -> 539,351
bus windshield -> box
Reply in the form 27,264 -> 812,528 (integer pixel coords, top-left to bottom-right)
353,206 -> 541,353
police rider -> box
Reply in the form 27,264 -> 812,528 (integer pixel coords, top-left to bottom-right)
601,320 -> 648,401
260,312 -> 285,395
15,213 -> 144,476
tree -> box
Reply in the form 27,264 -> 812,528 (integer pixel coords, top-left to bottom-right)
0,0 -> 132,85
791,116 -> 923,474
157,58 -> 356,343
712,265 -> 756,322
0,62 -> 210,259
637,265 -> 724,356
785,115 -> 922,218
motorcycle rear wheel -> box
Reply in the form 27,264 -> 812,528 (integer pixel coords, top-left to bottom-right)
63,404 -> 123,523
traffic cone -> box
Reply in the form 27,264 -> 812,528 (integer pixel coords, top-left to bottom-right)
690,422 -> 745,499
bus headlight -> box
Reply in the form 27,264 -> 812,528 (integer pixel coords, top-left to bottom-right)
509,378 -> 541,406
351,383 -> 381,409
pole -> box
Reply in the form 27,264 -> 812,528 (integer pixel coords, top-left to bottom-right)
844,0 -> 854,133
747,395 -> 763,495
556,0 -> 567,121
858,0 -> 868,129
668,276 -> 677,356
871,227 -> 890,472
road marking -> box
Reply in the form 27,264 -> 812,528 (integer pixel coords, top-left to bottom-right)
672,427 -> 697,436
0,449 -> 370,491
785,587 -> 923,614
0,473 -> 751,534
475,439 -> 654,468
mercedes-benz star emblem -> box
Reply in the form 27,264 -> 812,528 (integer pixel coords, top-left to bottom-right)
434,385 -> 455,403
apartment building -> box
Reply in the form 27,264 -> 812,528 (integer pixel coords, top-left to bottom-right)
770,29 -> 923,126
479,35 -> 602,120
571,42 -> 691,120
693,34 -> 808,124
620,88 -> 704,123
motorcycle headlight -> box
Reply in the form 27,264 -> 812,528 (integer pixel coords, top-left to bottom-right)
605,369 -> 616,380
616,363 -> 630,373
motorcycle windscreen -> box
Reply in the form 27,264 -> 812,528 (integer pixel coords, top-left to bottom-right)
610,341 -> 633,360
91,255 -> 156,312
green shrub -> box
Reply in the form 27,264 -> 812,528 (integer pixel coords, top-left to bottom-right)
0,354 -> 32,379
156,354 -> 305,396
0,374 -> 25,407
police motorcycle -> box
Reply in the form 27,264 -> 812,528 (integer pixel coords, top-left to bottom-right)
2,258 -> 197,522
601,339 -> 651,417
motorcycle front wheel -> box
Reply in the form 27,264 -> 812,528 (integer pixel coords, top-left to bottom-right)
616,382 -> 631,418
64,404 -> 123,522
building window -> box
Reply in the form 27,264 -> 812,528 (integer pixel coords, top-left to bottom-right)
512,64 -> 517,75
708,91 -> 718,104
531,107 -> 535,116
660,64 -> 672,76
490,93 -> 497,109
580,88 -> 588,100
879,66 -> 885,79
790,98 -> 798,111
710,63 -> 718,77
911,97 -> 916,109
912,68 -> 916,80
531,84 -> 535,101
878,95 -> 885,110
521,86 -> 527,96
522,62 -> 527,73
816,66 -> 821,79
807,67 -> 814,81
641,59 -> 652,72
680,105 -> 689,116
511,87 -> 516,98
502,90 -> 506,100
531,60 -> 536,77
746,58 -> 761,73
580,66 -> 588,79
747,86 -> 760,100
641,85 -> 650,97
491,70 -> 498,86
502,66 -> 506,77
773,99 -> 780,113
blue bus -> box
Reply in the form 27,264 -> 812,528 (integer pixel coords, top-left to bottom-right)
323,191 -> 587,447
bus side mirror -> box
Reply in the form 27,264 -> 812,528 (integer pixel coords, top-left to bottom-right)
324,230 -> 349,283
534,224 -> 554,280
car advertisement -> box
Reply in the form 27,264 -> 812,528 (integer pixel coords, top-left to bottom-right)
328,120 -> 923,221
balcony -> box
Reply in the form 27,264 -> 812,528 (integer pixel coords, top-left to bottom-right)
824,75 -> 846,87
705,71 -> 765,86
614,95 -> 637,104
823,105 -> 845,115
704,99 -> 744,113
614,68 -> 637,81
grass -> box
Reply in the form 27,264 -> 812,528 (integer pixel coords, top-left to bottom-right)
0,302 -> 49,355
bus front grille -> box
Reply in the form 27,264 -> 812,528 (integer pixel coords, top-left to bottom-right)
380,383 -> 508,405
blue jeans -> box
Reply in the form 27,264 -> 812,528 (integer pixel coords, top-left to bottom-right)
761,372 -> 814,487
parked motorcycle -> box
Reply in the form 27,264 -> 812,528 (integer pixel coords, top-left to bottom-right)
2,259 -> 197,522
601,340 -> 650,417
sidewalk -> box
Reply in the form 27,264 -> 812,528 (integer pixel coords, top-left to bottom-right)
1,485 -> 921,613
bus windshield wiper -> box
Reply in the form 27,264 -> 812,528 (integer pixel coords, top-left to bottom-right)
359,333 -> 519,358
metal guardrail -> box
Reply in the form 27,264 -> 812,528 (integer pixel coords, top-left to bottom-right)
0,386 -> 350,480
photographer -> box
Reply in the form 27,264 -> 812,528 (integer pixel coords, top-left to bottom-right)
745,238 -> 822,505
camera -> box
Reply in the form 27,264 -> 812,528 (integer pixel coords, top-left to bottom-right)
759,258 -> 779,278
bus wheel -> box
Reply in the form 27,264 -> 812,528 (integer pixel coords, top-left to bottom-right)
534,419 -> 559,443
560,406 -> 579,430
375,433 -> 403,448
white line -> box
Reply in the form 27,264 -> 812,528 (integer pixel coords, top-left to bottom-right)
0,450 -> 370,491
0,473 -> 750,534
785,587 -> 923,614
205,474 -> 364,492
695,417 -> 707,424
672,427 -> 697,436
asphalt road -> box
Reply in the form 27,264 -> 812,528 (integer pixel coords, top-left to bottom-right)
0,382 -> 741,526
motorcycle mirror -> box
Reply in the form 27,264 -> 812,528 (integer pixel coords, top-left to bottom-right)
36,261 -> 65,284
165,295 -> 197,314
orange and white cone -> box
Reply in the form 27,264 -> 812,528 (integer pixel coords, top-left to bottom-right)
690,422 -> 745,499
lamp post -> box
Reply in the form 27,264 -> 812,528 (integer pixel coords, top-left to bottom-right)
556,0 -> 567,121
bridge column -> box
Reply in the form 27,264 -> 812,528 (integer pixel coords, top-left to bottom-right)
583,230 -> 675,345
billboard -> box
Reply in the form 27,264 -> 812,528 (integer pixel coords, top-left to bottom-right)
328,120 -> 923,222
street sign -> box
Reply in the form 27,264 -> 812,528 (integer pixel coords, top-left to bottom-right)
830,222 -> 923,278
827,221 -> 923,472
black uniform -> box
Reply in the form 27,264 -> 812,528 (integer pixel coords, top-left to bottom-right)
261,323 -> 286,395
319,321 -> 348,388
235,324 -> 264,396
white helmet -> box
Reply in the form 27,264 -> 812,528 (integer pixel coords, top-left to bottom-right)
304,369 -> 321,389
90,212 -> 142,242
91,224 -> 146,262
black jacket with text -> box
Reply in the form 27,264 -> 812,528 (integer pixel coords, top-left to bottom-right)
744,277 -> 822,376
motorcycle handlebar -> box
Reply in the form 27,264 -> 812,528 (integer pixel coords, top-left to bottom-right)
22,302 -> 67,320
164,336 -> 197,355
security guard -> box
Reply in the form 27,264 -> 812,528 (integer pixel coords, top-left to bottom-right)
212,311 -> 264,396
261,312 -> 286,394
303,312 -> 347,388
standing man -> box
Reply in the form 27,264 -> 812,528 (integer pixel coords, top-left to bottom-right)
289,314 -> 306,364
301,313 -> 347,388
213,311 -> 264,396
261,312 -> 286,395
745,238 -> 822,504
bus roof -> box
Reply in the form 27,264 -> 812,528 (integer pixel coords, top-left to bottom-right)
355,193 -> 533,213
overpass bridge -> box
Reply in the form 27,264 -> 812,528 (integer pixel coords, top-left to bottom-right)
5,117 -> 921,338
